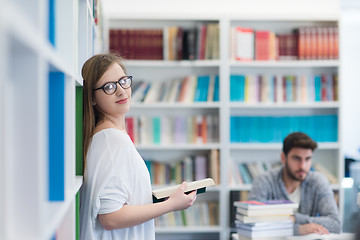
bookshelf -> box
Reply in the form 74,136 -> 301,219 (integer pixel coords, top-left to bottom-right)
103,2 -> 342,240
0,0 -> 102,239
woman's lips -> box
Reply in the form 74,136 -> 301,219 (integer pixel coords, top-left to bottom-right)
116,98 -> 128,104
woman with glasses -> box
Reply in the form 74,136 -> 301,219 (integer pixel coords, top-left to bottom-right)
80,53 -> 197,240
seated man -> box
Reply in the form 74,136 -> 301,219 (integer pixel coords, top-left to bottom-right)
248,132 -> 341,235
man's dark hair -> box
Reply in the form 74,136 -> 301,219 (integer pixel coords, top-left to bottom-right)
282,132 -> 318,156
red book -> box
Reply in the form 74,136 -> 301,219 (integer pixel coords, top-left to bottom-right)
201,115 -> 208,143
310,27 -> 317,59
125,117 -> 135,143
321,74 -> 328,101
176,27 -> 183,60
199,25 -> 207,60
328,27 -> 336,59
333,27 -> 339,59
297,27 -> 306,60
255,30 -> 271,60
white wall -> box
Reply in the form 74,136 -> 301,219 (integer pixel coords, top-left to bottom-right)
340,5 -> 360,160
102,0 -> 340,19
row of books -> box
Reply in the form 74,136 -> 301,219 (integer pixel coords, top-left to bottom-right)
230,74 -> 338,103
230,161 -> 338,186
144,149 -> 220,186
231,26 -> 338,61
232,200 -> 298,240
155,201 -> 219,227
109,23 -> 219,60
230,115 -> 338,143
230,161 -> 281,185
297,26 -> 339,60
131,75 -> 219,103
125,114 -> 219,145
109,29 -> 163,60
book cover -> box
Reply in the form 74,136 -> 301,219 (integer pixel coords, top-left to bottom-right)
49,72 -> 65,201
236,213 -> 293,224
234,200 -> 298,210
235,219 -> 294,231
152,178 -> 215,203
235,27 -> 254,61
236,206 -> 295,217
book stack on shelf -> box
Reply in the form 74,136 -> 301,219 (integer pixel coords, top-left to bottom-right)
231,25 -> 338,61
109,23 -> 219,61
232,200 -> 298,240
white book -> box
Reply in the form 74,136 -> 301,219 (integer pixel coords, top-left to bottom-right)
152,178 -> 215,202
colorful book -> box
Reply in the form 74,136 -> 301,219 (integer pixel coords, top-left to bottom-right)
234,200 -> 298,210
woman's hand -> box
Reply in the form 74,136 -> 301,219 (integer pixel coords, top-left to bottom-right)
166,182 -> 197,211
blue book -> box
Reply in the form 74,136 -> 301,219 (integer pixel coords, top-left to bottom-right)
200,75 -> 210,101
230,75 -> 238,101
285,76 -> 293,102
230,75 -> 245,102
48,72 -> 65,201
314,75 -> 321,102
230,116 -> 236,142
193,76 -> 202,101
213,75 -> 219,101
153,117 -> 161,144
238,163 -> 252,184
269,76 -> 275,102
48,0 -> 56,46
239,75 -> 245,102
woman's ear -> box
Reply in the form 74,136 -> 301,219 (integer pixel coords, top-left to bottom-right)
92,101 -> 96,106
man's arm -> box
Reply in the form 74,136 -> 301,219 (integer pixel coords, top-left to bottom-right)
294,174 -> 341,234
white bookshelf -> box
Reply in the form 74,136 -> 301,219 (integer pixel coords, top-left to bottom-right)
102,2 -> 342,240
0,0 -> 101,239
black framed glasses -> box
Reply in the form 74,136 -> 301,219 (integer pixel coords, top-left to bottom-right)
93,76 -> 133,95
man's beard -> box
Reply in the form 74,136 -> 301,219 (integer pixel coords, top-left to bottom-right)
284,161 -> 307,182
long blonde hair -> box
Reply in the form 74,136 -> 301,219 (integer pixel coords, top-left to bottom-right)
82,53 -> 126,172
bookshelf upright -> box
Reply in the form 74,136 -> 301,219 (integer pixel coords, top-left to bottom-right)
0,0 -> 103,239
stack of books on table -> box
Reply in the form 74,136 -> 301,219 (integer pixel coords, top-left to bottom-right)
232,200 -> 298,240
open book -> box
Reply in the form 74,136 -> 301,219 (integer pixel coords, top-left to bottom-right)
152,178 -> 215,203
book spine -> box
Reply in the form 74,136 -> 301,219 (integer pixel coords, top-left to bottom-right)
48,72 -> 65,201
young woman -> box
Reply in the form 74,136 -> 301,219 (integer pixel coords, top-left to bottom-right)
80,53 -> 197,240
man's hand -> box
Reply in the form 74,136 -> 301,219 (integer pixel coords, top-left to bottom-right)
299,223 -> 329,235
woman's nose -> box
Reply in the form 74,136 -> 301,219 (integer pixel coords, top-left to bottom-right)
115,82 -> 126,95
